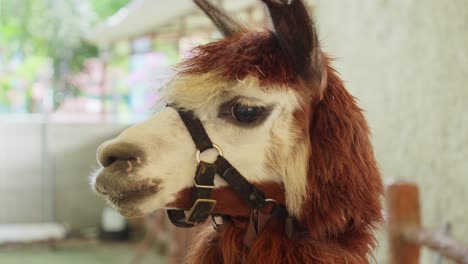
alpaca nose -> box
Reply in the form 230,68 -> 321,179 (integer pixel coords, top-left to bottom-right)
97,142 -> 145,168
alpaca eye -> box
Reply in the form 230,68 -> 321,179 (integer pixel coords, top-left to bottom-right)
230,103 -> 264,123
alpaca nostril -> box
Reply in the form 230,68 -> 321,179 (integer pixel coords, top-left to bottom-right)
103,154 -> 136,167
97,142 -> 145,168
105,155 -> 120,167
100,151 -> 136,168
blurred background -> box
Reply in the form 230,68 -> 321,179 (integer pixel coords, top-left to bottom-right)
0,0 -> 467,263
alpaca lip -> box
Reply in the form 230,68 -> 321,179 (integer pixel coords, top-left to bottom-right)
107,185 -> 160,206
94,169 -> 162,206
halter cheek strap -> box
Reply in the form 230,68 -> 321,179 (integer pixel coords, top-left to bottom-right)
167,161 -> 217,227
166,107 -> 292,246
166,109 -> 217,227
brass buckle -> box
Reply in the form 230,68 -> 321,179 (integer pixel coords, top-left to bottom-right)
194,182 -> 215,189
185,198 -> 217,225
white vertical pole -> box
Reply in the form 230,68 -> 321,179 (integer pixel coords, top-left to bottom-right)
41,109 -> 54,222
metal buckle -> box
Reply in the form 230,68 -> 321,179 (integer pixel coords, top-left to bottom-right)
265,198 -> 279,204
211,215 -> 224,230
185,198 -> 217,225
194,180 -> 215,189
196,144 -> 223,164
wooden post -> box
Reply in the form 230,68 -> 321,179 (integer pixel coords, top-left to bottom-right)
386,182 -> 421,264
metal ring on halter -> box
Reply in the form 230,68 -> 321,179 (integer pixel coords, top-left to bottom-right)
196,144 -> 223,163
265,198 -> 279,204
211,215 -> 224,230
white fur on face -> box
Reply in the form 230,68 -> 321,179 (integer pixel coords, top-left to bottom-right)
92,73 -> 310,217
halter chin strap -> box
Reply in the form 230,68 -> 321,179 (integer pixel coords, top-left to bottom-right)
167,108 -> 273,228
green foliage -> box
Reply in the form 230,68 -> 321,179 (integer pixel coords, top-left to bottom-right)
153,40 -> 180,65
1,0 -> 92,71
0,79 -> 11,108
90,0 -> 131,20
0,0 -> 130,111
15,56 -> 49,81
0,0 -> 130,74
70,42 -> 99,72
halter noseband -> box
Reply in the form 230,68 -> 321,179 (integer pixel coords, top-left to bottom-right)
167,107 -> 293,245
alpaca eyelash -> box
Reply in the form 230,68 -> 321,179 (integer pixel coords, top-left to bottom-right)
217,97 -> 259,116
217,98 -> 274,127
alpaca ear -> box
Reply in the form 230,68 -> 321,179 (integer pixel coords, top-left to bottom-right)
262,0 -> 325,86
194,0 -> 246,37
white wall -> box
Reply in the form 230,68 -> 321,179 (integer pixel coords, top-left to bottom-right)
0,120 -> 46,223
0,117 -> 126,229
313,0 -> 468,263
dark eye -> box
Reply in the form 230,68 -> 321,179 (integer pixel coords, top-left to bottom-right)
230,103 -> 264,123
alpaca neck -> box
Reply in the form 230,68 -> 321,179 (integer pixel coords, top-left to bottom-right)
187,217 -> 373,264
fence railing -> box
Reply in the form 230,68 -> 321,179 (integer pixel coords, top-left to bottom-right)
386,182 -> 468,264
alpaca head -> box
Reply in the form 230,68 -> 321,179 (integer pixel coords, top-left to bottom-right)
91,0 -> 382,240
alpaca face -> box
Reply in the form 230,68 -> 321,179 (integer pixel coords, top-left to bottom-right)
91,0 -> 325,219
91,73 -> 310,217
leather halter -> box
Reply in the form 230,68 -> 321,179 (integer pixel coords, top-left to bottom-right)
166,107 -> 292,246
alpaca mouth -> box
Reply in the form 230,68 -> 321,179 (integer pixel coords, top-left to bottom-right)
93,170 -> 161,214
106,185 -> 160,206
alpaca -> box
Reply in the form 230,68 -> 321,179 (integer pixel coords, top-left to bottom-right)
91,0 -> 383,263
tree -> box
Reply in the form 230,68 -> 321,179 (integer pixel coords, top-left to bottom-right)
0,0 -> 130,111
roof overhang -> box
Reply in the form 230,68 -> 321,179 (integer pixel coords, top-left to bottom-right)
86,0 -> 258,45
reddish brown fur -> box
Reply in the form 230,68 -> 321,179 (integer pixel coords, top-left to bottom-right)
173,32 -> 383,264
180,31 -> 297,86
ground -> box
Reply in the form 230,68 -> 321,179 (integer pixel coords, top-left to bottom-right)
0,241 -> 166,264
